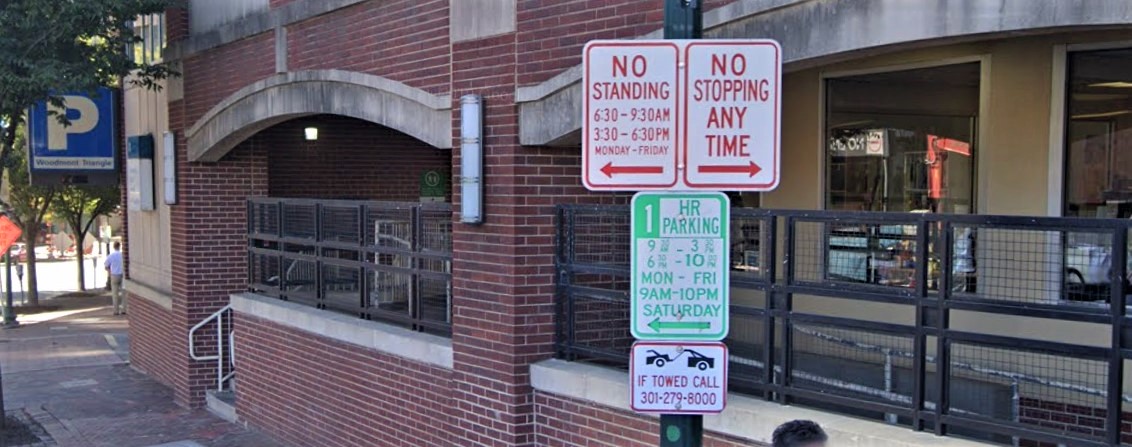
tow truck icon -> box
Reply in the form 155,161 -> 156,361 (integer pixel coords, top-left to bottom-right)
644,348 -> 715,370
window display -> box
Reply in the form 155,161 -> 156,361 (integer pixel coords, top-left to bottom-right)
1065,48 -> 1132,218
825,63 -> 979,214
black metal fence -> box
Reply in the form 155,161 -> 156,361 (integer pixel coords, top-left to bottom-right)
556,205 -> 1132,446
248,198 -> 453,335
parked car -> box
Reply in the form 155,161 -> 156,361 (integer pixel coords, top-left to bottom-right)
8,243 -> 27,262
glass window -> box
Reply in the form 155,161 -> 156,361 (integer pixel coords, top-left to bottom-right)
128,13 -> 165,65
1064,48 -> 1132,218
825,62 -> 980,214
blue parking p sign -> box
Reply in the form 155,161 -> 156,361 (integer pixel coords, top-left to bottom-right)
27,87 -> 117,174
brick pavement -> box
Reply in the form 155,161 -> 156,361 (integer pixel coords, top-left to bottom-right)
1,300 -> 279,447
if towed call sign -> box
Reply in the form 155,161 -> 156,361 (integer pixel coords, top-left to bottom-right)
631,342 -> 728,414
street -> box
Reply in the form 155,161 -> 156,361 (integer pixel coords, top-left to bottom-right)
4,255 -> 111,307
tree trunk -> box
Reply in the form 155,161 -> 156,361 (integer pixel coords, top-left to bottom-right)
23,230 -> 38,307
76,245 -> 86,292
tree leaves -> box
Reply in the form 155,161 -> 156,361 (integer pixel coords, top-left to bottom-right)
0,0 -> 181,189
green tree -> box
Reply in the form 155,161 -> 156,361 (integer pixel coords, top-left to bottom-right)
4,126 -> 57,306
0,0 -> 179,187
52,185 -> 119,291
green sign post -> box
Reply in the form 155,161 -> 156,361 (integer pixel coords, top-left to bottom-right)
659,2 -> 706,446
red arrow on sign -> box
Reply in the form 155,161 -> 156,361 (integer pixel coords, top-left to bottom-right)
696,162 -> 762,177
601,162 -> 664,178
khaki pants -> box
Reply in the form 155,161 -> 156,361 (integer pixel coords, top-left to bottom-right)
110,275 -> 126,315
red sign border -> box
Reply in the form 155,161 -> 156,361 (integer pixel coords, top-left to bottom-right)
629,341 -> 729,415
582,41 -> 682,191
681,40 -> 781,191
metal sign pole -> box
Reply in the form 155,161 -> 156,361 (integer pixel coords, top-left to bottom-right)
4,252 -> 15,327
662,1 -> 703,446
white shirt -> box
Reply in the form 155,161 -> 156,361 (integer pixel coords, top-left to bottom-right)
105,251 -> 123,276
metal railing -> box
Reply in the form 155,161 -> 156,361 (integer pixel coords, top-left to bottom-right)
188,305 -> 235,392
248,198 -> 453,335
556,205 -> 1132,447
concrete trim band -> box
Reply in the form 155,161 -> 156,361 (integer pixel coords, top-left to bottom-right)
531,359 -> 993,447
516,0 -> 1132,146
187,70 -> 453,162
230,293 -> 455,369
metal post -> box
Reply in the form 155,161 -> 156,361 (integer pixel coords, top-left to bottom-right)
664,0 -> 702,39
91,255 -> 98,291
4,252 -> 15,327
661,2 -> 703,446
1105,227 -> 1126,445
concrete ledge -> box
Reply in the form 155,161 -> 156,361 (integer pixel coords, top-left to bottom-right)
124,279 -> 173,311
205,390 -> 240,425
186,70 -> 453,162
531,359 -> 992,447
229,293 -> 453,369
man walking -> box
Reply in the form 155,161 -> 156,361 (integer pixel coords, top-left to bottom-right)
104,242 -> 125,315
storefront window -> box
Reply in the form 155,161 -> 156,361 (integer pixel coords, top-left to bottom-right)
1065,48 -> 1132,218
825,63 -> 980,214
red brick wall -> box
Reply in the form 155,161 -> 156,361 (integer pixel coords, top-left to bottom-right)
263,115 -> 451,201
168,128 -> 269,406
446,3 -> 637,444
235,313 -> 455,447
449,32 -> 538,447
286,0 -> 450,93
182,33 -> 276,128
144,0 -> 741,440
1018,397 -> 1132,446
128,297 -> 182,390
535,392 -> 760,447
516,0 -> 739,86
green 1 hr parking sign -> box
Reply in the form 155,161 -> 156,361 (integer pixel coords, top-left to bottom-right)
631,192 -> 729,341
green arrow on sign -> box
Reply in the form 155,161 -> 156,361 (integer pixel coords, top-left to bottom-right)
648,318 -> 711,332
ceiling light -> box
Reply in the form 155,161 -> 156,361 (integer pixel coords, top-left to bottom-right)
304,127 -> 319,141
1088,81 -> 1132,88
1071,110 -> 1131,119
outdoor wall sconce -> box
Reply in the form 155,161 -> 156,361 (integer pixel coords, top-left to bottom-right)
460,94 -> 484,224
304,127 -> 319,141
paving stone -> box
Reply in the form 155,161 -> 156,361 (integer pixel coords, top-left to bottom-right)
1,303 -> 280,447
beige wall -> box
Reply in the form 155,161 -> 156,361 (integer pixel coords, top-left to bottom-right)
124,79 -> 172,293
764,30 -> 1132,214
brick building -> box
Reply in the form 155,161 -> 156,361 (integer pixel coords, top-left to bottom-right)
120,1 -> 1132,446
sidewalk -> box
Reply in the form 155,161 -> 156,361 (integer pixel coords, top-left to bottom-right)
0,293 -> 279,447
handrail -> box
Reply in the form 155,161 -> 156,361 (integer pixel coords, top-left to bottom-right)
188,305 -> 234,392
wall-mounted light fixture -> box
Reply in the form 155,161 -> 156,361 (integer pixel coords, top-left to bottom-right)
163,131 -> 177,205
460,94 -> 483,224
304,127 -> 319,141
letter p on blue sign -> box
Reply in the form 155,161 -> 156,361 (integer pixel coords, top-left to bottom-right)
27,87 -> 117,175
